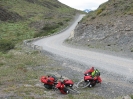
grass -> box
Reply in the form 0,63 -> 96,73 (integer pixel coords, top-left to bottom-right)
0,18 -> 67,51
1,0 -> 47,16
0,45 -> 57,98
0,21 -> 35,43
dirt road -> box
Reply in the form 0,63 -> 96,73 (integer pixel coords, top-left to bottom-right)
33,15 -> 133,98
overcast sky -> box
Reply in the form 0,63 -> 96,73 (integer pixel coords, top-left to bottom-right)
58,0 -> 108,10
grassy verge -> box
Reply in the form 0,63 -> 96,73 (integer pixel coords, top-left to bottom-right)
0,44 -> 52,97
0,45 -> 52,82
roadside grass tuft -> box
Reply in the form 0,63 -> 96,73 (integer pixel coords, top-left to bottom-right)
131,95 -> 133,99
130,48 -> 133,52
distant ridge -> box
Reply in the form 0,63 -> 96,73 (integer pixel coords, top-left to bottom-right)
83,9 -> 92,13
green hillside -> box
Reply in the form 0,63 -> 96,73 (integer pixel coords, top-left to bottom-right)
0,0 -> 81,52
82,0 -> 133,23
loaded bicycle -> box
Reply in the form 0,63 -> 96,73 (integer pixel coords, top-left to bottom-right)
77,67 -> 102,88
40,75 -> 79,94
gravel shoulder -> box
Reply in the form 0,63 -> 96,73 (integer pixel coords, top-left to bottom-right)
42,47 -> 133,99
64,37 -> 133,98
64,39 -> 133,60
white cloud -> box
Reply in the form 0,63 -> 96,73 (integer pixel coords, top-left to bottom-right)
58,0 -> 108,10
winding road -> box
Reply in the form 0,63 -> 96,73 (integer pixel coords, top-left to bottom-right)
33,15 -> 133,78
33,15 -> 133,95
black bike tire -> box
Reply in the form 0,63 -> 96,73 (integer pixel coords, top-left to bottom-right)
76,79 -> 90,89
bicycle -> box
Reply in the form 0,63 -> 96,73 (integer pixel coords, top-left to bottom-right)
76,75 -> 102,88
55,76 -> 80,94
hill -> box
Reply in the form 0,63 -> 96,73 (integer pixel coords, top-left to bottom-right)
0,0 -> 82,52
69,0 -> 133,57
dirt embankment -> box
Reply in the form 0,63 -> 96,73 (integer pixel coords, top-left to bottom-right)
69,15 -> 133,58
68,0 -> 133,58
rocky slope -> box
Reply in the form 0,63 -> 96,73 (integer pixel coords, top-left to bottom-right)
69,0 -> 133,57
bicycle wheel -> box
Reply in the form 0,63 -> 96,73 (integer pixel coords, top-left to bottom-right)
67,87 -> 80,94
44,84 -> 53,89
77,79 -> 90,88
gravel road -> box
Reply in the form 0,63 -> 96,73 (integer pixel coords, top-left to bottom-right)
33,15 -> 133,98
